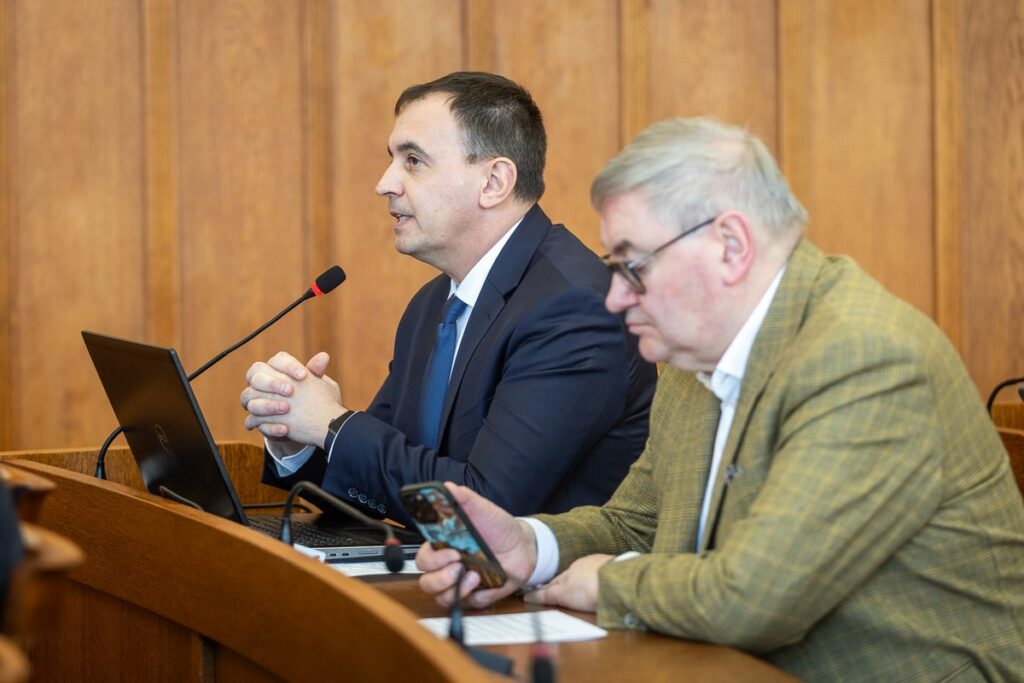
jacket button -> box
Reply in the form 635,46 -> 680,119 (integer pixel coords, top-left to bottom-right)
378,504 -> 387,514
358,494 -> 367,504
347,487 -> 358,498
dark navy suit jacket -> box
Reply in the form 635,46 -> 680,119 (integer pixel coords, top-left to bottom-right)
264,205 -> 656,524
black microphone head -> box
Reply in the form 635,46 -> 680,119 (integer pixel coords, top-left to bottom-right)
383,541 -> 405,573
312,265 -> 346,296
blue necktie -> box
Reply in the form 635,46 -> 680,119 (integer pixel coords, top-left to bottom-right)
418,295 -> 468,448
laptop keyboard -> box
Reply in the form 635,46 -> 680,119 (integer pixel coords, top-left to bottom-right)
247,515 -> 380,547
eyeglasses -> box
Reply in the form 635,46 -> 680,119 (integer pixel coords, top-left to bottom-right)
601,216 -> 716,294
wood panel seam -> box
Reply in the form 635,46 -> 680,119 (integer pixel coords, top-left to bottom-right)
931,0 -> 964,353
0,0 -> 14,449
142,0 -> 182,348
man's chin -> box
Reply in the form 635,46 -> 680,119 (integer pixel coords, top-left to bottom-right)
637,337 -> 669,365
393,234 -> 421,257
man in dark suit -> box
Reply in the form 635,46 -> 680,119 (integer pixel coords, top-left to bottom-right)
240,72 -> 656,524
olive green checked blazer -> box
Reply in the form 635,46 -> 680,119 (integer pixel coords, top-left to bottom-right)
537,239 -> 1024,682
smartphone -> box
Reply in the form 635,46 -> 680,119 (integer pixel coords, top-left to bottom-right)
399,481 -> 507,589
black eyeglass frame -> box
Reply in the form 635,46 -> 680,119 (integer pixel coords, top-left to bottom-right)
601,216 -> 717,294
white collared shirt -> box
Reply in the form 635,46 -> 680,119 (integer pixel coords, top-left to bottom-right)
693,267 -> 785,550
269,217 -> 524,476
524,267 -> 787,586
445,216 -> 521,365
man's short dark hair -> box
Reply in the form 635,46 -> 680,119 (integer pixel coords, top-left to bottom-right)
396,72 -> 546,203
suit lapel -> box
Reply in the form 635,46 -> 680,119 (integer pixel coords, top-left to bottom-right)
437,205 -> 553,437
699,239 -> 824,551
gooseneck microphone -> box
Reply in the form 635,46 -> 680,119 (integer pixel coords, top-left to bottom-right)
449,566 -> 515,676
986,375 -> 1024,414
93,265 -> 347,479
279,481 -> 405,573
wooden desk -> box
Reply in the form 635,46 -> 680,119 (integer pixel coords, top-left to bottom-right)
366,574 -> 796,682
0,444 -> 794,681
0,453 -> 486,682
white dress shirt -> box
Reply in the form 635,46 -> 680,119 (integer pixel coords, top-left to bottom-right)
269,218 -> 523,477
523,267 -> 786,586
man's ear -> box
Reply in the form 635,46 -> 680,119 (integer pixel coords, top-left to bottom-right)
715,211 -> 755,286
479,157 -> 517,208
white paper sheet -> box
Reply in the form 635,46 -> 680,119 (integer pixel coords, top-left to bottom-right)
326,560 -> 423,577
418,610 -> 607,645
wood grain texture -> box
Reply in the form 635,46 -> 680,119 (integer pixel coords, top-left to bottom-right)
931,0 -> 963,353
31,581 -> 203,682
302,0 -> 337,364
993,403 -> 1024,431
997,427 -> 1024,497
463,0 -> 496,72
648,0 -> 778,153
1,445 -> 796,682
0,0 -> 12,452
492,0 -> 621,252
2,1 -> 1021,449
369,575 -> 799,682
177,0 -> 307,445
10,0 -> 146,448
779,0 -> 934,317
956,0 -> 1024,400
331,0 -> 462,410
619,0 -> 649,147
143,0 -> 182,350
5,456 -> 489,682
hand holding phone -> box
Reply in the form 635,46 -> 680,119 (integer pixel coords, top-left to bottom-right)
399,481 -> 508,589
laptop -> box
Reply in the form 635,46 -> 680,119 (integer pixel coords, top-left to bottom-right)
81,331 -> 422,562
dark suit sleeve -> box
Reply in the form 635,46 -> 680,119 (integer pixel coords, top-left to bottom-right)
320,287 -> 633,524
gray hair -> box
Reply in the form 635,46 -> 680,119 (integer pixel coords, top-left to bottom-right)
591,117 -> 807,238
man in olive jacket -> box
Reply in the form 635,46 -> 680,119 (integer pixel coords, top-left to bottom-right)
416,117 -> 1024,682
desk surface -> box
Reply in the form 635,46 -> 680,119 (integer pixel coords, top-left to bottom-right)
1,444 -> 797,682
365,574 -> 797,682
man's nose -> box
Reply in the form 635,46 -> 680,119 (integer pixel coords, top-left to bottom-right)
375,162 -> 401,197
605,273 -> 639,314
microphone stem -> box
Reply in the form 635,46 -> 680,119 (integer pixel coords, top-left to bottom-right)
987,376 -> 1024,414
187,292 -> 308,382
279,482 -> 403,572
450,565 -> 465,646
94,292 -> 309,480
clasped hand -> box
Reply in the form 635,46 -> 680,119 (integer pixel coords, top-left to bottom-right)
240,351 -> 345,451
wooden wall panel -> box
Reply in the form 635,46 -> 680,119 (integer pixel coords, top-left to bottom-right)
1,0 -> 12,451
331,0 -> 463,410
954,0 -> 1024,400
9,0 -> 146,448
2,1 -> 1021,450
780,0 -> 934,317
491,0 -> 621,253
648,0 -> 778,154
177,0 -> 307,444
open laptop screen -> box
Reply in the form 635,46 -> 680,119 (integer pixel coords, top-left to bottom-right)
82,331 -> 248,524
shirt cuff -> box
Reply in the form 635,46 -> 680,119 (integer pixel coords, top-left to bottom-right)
519,517 -> 559,587
266,440 -> 317,477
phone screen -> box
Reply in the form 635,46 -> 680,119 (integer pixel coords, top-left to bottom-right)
399,482 -> 507,588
